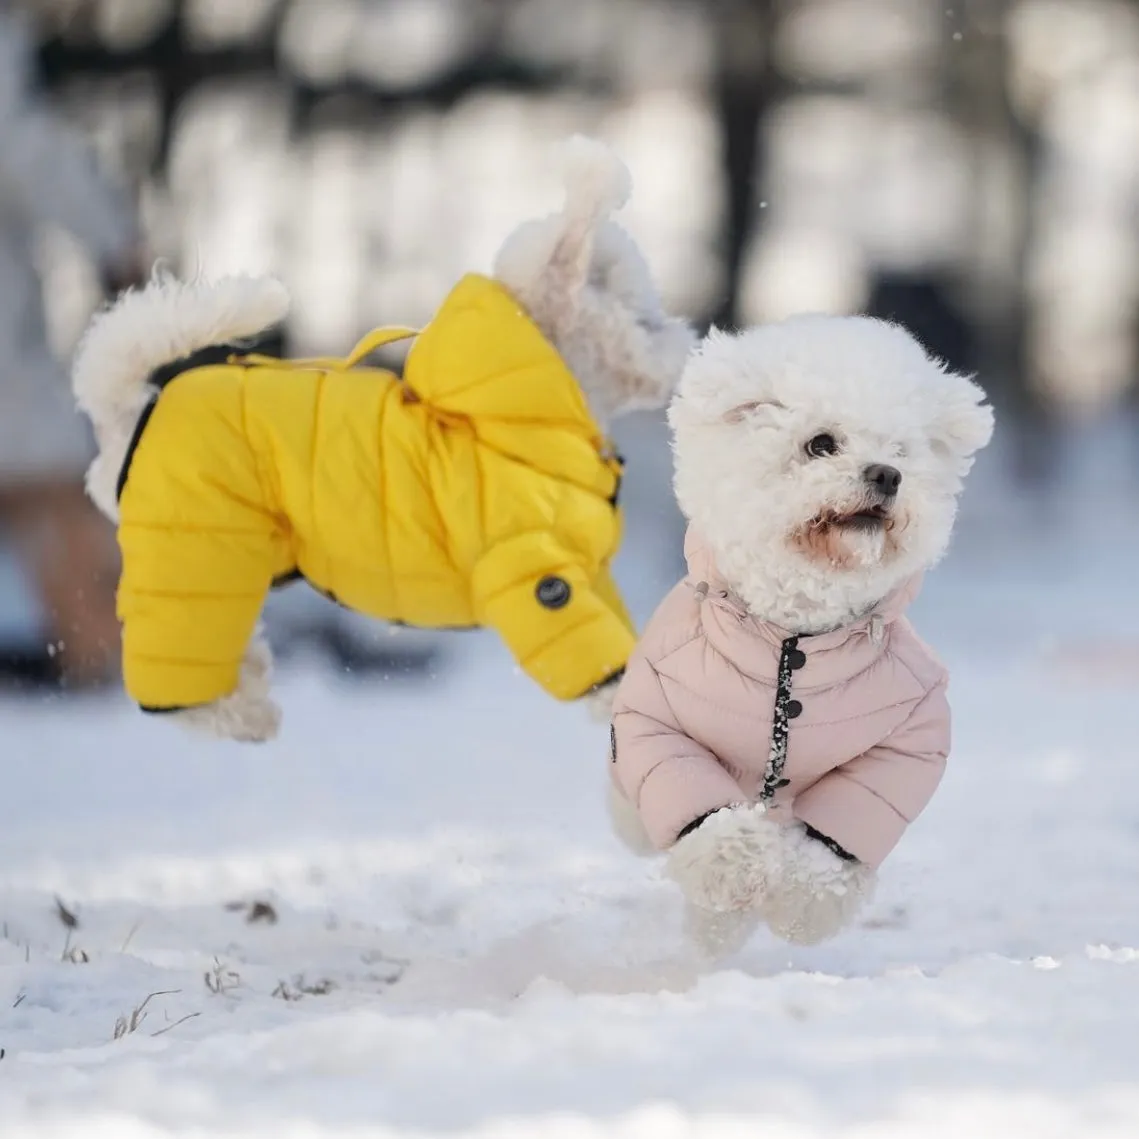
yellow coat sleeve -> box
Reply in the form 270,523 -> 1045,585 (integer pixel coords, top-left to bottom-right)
590,561 -> 635,645
472,533 -> 637,701
118,512 -> 279,710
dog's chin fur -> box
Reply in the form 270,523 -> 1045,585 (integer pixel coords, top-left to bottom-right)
669,315 -> 994,634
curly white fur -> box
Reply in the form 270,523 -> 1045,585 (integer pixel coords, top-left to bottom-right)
493,134 -> 694,428
73,271 -> 290,520
666,805 -> 876,952
668,317 -> 994,633
665,804 -> 781,912
758,823 -> 877,946
175,632 -> 281,743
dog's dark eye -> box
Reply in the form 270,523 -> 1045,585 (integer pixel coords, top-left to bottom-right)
805,433 -> 839,459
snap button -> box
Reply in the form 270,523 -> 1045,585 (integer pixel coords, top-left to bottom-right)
787,648 -> 807,670
536,575 -> 572,610
786,699 -> 803,719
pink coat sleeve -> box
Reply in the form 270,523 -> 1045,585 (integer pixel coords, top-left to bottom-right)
611,648 -> 744,850
792,682 -> 950,868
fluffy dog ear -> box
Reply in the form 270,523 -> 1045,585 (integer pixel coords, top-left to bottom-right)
929,371 -> 995,461
722,399 -> 785,425
671,326 -> 784,429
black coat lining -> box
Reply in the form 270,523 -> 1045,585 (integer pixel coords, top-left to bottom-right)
114,343 -> 253,504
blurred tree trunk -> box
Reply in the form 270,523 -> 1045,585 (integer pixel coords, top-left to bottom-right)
952,0 -> 1057,488
710,0 -> 778,330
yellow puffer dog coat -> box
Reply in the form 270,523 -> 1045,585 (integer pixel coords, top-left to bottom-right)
116,273 -> 635,711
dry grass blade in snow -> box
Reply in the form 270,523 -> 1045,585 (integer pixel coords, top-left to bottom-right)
272,975 -> 336,1001
54,897 -> 89,962
112,990 -> 178,1041
204,958 -> 241,995
53,897 -> 78,930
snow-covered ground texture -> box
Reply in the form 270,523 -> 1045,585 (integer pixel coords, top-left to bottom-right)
2,431 -> 1139,1139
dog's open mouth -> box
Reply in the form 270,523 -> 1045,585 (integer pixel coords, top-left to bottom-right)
839,504 -> 893,531
814,504 -> 895,533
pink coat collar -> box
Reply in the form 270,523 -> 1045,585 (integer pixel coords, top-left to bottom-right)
681,528 -> 924,687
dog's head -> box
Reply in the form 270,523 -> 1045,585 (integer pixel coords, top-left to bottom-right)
669,314 -> 994,631
493,135 -> 695,429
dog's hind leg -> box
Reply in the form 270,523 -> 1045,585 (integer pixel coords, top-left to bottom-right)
115,425 -> 286,740
176,629 -> 281,743
606,779 -> 656,856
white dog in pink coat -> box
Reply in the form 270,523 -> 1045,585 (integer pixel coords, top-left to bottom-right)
607,315 -> 994,953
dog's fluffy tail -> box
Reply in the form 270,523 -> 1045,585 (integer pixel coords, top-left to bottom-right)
492,134 -> 633,341
559,134 -> 631,236
545,135 -> 630,287
73,271 -> 290,519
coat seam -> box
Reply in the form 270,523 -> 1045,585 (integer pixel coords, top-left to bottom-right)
309,370 -> 327,593
648,658 -> 688,731
129,588 -> 265,600
655,664 -> 922,727
633,753 -> 683,803
470,440 -> 487,614
645,629 -> 705,670
519,609 -> 604,670
892,648 -> 939,693
475,533 -> 571,608
130,652 -> 243,667
238,370 -> 273,518
377,391 -> 395,609
823,770 -> 911,823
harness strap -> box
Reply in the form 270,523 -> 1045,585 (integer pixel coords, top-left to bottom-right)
233,326 -> 421,372
343,325 -> 419,368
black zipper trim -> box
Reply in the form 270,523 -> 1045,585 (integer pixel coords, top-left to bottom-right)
760,635 -> 799,801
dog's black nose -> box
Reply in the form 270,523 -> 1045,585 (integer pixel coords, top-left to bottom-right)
864,464 -> 902,496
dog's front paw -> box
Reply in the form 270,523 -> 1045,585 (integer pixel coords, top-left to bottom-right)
175,635 -> 282,743
178,693 -> 281,743
760,824 -> 877,946
683,901 -> 762,959
665,804 -> 782,913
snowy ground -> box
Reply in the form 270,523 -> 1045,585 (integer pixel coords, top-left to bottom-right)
1,434 -> 1138,1138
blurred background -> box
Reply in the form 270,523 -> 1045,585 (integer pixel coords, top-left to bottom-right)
1,0 -> 1137,696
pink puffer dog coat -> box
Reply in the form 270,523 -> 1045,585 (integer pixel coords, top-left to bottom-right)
610,529 -> 950,868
